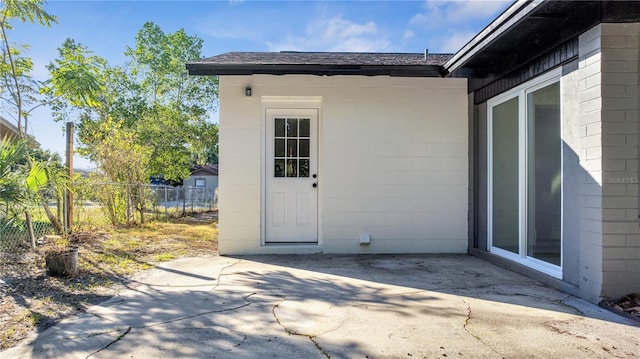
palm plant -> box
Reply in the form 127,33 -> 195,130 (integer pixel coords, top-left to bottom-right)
0,135 -> 28,215
1,136 -> 67,243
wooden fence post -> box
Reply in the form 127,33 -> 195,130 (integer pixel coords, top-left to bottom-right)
25,211 -> 36,251
65,122 -> 74,233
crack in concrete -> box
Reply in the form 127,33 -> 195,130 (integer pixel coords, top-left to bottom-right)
213,259 -> 242,291
136,325 -> 249,348
63,259 -> 253,357
272,297 -> 331,359
559,295 -> 586,315
77,298 -> 252,357
450,286 -> 586,316
457,296 -> 504,358
85,326 -> 131,358
143,302 -> 252,329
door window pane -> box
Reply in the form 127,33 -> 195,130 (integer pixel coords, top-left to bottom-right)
492,97 -> 519,255
275,139 -> 285,157
527,82 -> 561,265
275,118 -> 286,137
299,119 -> 310,137
286,159 -> 297,177
299,159 -> 309,177
287,139 -> 298,157
287,118 -> 298,137
274,159 -> 285,177
299,139 -> 309,157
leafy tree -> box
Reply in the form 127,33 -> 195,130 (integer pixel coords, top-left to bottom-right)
89,117 -> 151,225
0,0 -> 56,135
123,22 -> 219,180
50,23 -> 219,183
42,38 -> 105,120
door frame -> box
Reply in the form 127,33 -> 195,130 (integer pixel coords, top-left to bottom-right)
260,97 -> 323,246
487,68 -> 563,278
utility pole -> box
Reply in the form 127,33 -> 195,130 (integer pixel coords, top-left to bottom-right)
65,122 -> 74,233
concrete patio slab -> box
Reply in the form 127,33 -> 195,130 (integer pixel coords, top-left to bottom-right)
1,254 -> 638,358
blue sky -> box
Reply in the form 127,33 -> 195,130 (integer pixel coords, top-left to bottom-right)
7,0 -> 511,168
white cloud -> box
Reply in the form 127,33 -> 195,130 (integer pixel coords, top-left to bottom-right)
268,15 -> 391,52
324,18 -> 377,39
411,0 -> 510,26
439,30 -> 476,53
196,18 -> 262,41
402,30 -> 414,42
449,0 -> 511,22
407,0 -> 510,53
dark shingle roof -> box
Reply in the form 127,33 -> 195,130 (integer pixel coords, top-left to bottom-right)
187,51 -> 452,77
191,164 -> 218,176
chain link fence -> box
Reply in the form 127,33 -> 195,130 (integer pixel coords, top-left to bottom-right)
0,215 -> 56,252
75,183 -> 218,225
1,184 -> 218,252
149,185 -> 218,215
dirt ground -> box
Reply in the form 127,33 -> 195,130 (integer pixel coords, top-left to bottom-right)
0,212 -> 218,351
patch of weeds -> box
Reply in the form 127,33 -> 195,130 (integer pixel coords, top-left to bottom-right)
1,309 -> 37,349
38,296 -> 53,304
117,258 -> 138,271
68,282 -> 85,291
182,225 -> 216,241
96,253 -> 120,265
154,253 -> 176,262
53,237 -> 70,247
124,239 -> 139,248
28,312 -> 42,326
105,238 -> 121,248
1,327 -> 16,348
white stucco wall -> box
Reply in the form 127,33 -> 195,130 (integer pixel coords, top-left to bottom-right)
218,75 -> 468,255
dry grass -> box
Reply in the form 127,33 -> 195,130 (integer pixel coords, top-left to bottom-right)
0,212 -> 217,351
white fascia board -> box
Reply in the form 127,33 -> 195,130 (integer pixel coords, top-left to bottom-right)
444,0 -> 547,74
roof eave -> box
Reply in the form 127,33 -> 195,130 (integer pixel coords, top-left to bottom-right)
0,116 -> 19,136
186,63 -> 445,77
443,0 -> 546,75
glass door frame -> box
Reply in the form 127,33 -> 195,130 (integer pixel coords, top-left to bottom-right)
487,68 -> 563,279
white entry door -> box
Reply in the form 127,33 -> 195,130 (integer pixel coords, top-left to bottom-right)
265,109 -> 318,243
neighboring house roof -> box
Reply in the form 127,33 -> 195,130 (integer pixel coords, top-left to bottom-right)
444,0 -> 640,78
190,164 -> 218,176
0,116 -> 20,139
186,51 -> 452,77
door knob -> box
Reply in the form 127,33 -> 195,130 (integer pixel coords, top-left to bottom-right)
312,183 -> 317,188
312,174 -> 317,178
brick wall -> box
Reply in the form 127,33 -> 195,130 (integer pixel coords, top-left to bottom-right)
577,25 -> 606,302
599,23 -> 640,299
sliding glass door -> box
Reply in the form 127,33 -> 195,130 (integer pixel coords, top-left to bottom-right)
527,83 -> 561,266
492,97 -> 519,255
488,71 -> 562,277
